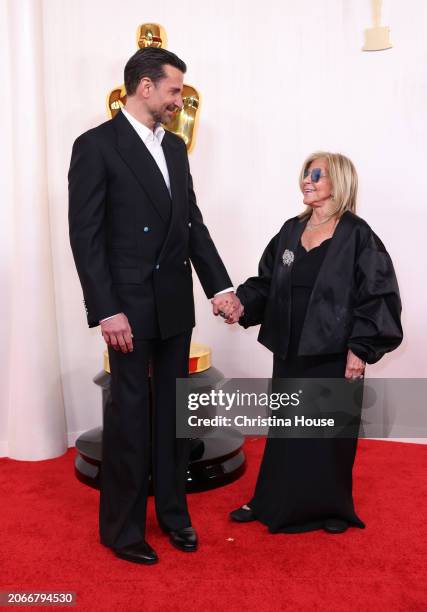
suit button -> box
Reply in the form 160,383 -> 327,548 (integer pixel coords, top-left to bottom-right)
143,226 -> 150,233
155,264 -> 160,270
188,222 -> 192,228
184,260 -> 187,265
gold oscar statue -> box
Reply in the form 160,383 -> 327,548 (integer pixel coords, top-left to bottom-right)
136,23 -> 167,49
362,0 -> 392,51
107,23 -> 200,151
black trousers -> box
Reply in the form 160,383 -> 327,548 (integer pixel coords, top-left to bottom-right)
99,330 -> 192,548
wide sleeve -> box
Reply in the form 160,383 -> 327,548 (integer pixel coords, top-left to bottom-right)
348,231 -> 403,364
237,233 -> 279,328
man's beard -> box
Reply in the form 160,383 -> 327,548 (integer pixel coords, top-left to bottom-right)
151,106 -> 176,125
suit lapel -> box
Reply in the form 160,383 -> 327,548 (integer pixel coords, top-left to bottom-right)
157,133 -> 188,261
311,211 -> 354,292
113,111 -> 171,223
162,132 -> 184,205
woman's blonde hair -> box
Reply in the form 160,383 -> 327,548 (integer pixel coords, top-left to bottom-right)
298,151 -> 358,220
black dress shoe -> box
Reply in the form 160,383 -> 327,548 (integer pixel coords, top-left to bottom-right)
323,519 -> 348,534
113,541 -> 158,564
230,505 -> 256,523
168,527 -> 198,552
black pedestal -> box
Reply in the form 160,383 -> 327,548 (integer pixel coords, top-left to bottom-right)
74,365 -> 246,492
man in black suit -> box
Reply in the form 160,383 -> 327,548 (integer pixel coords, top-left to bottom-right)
69,48 -> 242,564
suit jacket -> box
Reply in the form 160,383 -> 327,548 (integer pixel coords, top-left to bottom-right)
68,110 -> 232,339
237,211 -> 403,364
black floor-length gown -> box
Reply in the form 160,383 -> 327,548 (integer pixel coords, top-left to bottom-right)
249,238 -> 365,533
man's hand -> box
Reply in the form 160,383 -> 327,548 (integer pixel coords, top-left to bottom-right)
345,349 -> 365,380
211,292 -> 244,325
100,313 -> 134,353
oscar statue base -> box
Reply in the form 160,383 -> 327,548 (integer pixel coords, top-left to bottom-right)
74,353 -> 246,493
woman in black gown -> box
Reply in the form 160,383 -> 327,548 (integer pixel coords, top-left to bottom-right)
225,152 -> 403,534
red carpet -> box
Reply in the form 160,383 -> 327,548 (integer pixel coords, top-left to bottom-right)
1,439 -> 426,611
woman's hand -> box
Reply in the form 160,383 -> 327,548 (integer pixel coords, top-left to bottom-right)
211,293 -> 244,324
345,349 -> 365,380
223,303 -> 245,324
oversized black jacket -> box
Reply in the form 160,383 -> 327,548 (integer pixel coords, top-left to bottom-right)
237,211 -> 403,364
68,111 -> 232,339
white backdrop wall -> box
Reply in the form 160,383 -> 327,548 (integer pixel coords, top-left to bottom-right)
1,0 -> 66,459
1,0 -> 426,455
0,0 -> 14,456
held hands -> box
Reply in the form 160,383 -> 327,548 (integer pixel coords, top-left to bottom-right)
211,292 -> 244,324
345,349 -> 365,380
100,313 -> 134,353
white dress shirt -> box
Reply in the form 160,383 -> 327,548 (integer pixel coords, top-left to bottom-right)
121,107 -> 171,194
100,108 -> 233,322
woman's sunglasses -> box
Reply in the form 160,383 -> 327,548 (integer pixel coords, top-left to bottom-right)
303,168 -> 328,183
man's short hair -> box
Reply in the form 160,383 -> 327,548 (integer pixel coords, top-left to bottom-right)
124,47 -> 187,96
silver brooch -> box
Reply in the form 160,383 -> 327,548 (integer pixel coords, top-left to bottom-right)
282,249 -> 294,266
